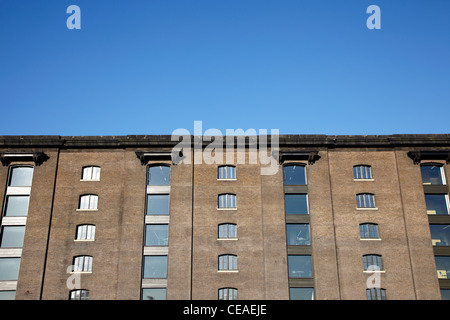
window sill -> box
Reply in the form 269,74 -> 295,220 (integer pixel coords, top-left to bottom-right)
217,208 -> 237,211
363,270 -> 385,273
218,270 -> 239,273
74,239 -> 95,242
217,238 -> 238,241
70,271 -> 92,274
356,207 -> 378,211
76,209 -> 98,212
360,238 -> 381,241
217,178 -> 237,181
354,179 -> 374,182
80,179 -> 100,182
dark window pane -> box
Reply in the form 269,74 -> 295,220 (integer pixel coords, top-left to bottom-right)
288,255 -> 312,278
4,196 -> 30,216
148,166 -> 171,186
425,194 -> 449,215
435,256 -> 450,279
142,288 -> 167,300
9,167 -> 33,187
0,258 -> 21,280
286,224 -> 310,245
0,226 -> 26,248
285,194 -> 308,214
145,225 -> 169,246
143,256 -> 167,278
147,195 -> 170,215
421,165 -> 444,185
430,225 -> 450,246
441,289 -> 450,300
283,165 -> 306,185
289,288 -> 314,300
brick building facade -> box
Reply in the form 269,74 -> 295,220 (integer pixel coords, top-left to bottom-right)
0,134 -> 449,300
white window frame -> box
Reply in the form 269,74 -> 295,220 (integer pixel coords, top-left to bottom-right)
356,193 -> 376,209
75,224 -> 96,241
218,194 -> 236,209
353,165 -> 373,180
218,254 -> 238,271
70,289 -> 90,300
72,256 -> 93,273
81,166 -> 101,181
218,224 -> 237,240
218,288 -> 238,300
218,166 -> 236,180
78,195 -> 98,210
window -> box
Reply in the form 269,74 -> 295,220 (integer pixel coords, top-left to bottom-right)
289,288 -> 314,300
360,223 -> 379,239
425,194 -> 449,215
354,165 -> 372,180
75,224 -> 96,241
0,291 -> 15,300
218,254 -> 237,271
288,255 -> 312,278
430,225 -> 450,246
421,164 -> 446,185
72,256 -> 93,273
142,288 -> 167,300
435,256 -> 450,279
3,195 -> 30,216
0,258 -> 21,280
366,288 -> 386,300
145,224 -> 169,246
285,194 -> 308,214
82,166 -> 101,181
441,289 -> 450,300
70,289 -> 90,300
363,254 -> 383,271
148,165 -> 171,186
8,166 -> 34,187
286,224 -> 310,245
218,194 -> 236,209
0,226 -> 26,247
218,166 -> 236,180
146,195 -> 170,215
79,195 -> 98,210
218,288 -> 237,300
356,193 -> 376,208
283,165 -> 306,185
218,224 -> 237,239
143,256 -> 168,278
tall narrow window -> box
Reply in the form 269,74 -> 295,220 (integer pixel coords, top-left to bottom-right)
283,165 -> 306,185
360,223 -> 379,239
148,165 -> 171,186
285,194 -> 308,214
421,164 -> 446,185
79,195 -> 98,210
218,288 -> 237,300
354,165 -> 372,180
142,288 -> 167,300
363,254 -> 383,271
218,194 -> 236,209
218,166 -> 236,180
146,195 -> 170,215
70,289 -> 90,300
0,226 -> 26,248
3,195 -> 30,217
218,224 -> 237,239
429,224 -> 450,246
218,254 -> 237,271
0,258 -> 21,280
366,288 -> 386,300
289,288 -> 314,300
75,224 -> 96,241
145,224 -> 169,246
288,255 -> 312,278
435,256 -> 450,279
82,166 -> 101,181
72,256 -> 93,272
286,224 -> 310,245
356,193 -> 376,208
143,256 -> 168,278
8,166 -> 34,187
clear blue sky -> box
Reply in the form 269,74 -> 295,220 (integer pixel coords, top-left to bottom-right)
0,0 -> 449,136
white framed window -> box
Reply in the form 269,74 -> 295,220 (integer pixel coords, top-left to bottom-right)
356,193 -> 376,208
218,254 -> 237,271
82,166 -> 101,181
354,165 -> 373,180
75,224 -> 96,241
72,255 -> 93,272
218,194 -> 236,209
70,289 -> 90,300
218,288 -> 237,300
359,223 -> 379,239
218,166 -> 236,180
218,224 -> 237,239
79,195 -> 98,210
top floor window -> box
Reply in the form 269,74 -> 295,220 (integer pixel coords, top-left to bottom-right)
283,165 -> 306,185
218,166 -> 236,180
421,164 -> 446,185
354,165 -> 372,180
148,165 -> 171,186
82,166 -> 101,181
8,166 -> 34,187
